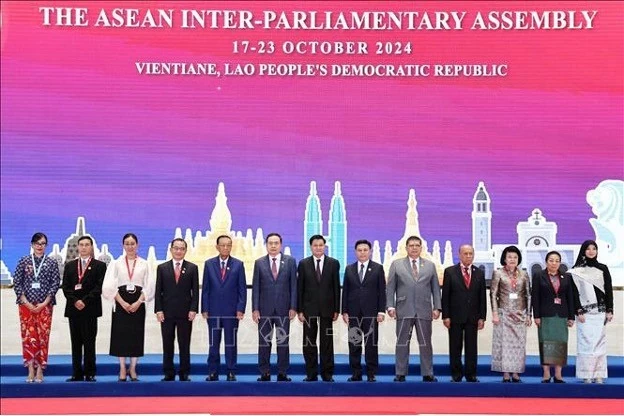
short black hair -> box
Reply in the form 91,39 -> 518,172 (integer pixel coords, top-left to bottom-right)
31,232 -> 48,244
500,245 -> 522,266
354,239 -> 372,250
266,233 -> 282,244
216,235 -> 232,245
545,250 -> 561,262
122,233 -> 138,244
170,238 -> 187,249
77,236 -> 93,245
309,234 -> 326,245
405,236 -> 422,246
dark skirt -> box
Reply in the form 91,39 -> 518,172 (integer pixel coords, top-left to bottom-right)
538,316 -> 568,366
110,286 -> 145,357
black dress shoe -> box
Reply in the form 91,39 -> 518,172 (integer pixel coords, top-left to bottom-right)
322,377 -> 334,382
179,374 -> 190,382
466,377 -> 480,383
512,376 -> 522,383
66,376 -> 83,382
257,373 -> 271,382
227,372 -> 237,381
118,376 -> 127,382
502,377 -> 511,383
394,375 -> 406,382
451,376 -> 462,382
553,378 -> 566,383
206,373 -> 219,382
422,375 -> 438,382
303,376 -> 318,382
367,375 -> 376,382
277,373 -> 291,382
541,378 -> 551,383
347,375 -> 362,382
85,376 -> 96,382
161,375 -> 175,382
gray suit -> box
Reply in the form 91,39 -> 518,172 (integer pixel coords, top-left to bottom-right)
386,257 -> 442,377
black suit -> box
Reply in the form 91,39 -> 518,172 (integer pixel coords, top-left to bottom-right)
155,260 -> 199,378
441,263 -> 486,381
297,255 -> 340,379
62,258 -> 106,379
531,270 -> 577,321
341,261 -> 386,377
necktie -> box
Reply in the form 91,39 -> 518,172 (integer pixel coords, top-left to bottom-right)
462,266 -> 471,288
174,262 -> 181,283
221,261 -> 226,281
271,257 -> 278,280
359,263 -> 365,283
81,258 -> 87,269
315,259 -> 321,282
412,259 -> 419,279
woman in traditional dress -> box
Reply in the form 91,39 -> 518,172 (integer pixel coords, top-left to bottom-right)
532,251 -> 579,383
103,233 -> 154,381
12,232 -> 60,383
569,240 -> 614,383
490,245 -> 531,383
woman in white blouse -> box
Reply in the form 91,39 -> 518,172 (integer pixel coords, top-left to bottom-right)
103,233 -> 154,381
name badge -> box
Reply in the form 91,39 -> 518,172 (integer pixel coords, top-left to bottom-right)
74,284 -> 82,290
509,293 -> 518,300
126,283 -> 135,292
31,282 -> 41,289
554,298 -> 562,305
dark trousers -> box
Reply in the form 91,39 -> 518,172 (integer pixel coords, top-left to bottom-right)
208,317 -> 239,374
302,316 -> 334,379
449,321 -> 478,380
347,316 -> 379,376
161,317 -> 192,377
68,315 -> 98,378
258,315 -> 291,375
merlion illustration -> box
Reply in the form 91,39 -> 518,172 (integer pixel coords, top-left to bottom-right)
586,179 -> 624,271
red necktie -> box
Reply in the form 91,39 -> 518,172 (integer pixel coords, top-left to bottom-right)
174,262 -> 181,283
462,266 -> 471,288
412,260 -> 419,280
220,261 -> 226,281
271,257 -> 278,280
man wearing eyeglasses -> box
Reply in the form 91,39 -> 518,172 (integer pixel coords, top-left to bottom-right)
155,238 -> 199,381
201,235 -> 247,382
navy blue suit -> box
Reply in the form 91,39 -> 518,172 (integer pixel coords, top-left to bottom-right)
201,256 -> 246,375
252,254 -> 297,375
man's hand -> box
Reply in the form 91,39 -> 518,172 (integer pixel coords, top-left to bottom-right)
432,310 -> 440,320
188,311 -> 197,321
288,309 -> 296,320
74,300 -> 86,311
156,311 -> 165,323
297,312 -> 306,323
387,309 -> 396,319
236,311 -> 244,321
477,319 -> 485,330
443,318 -> 451,329
252,310 -> 260,324
342,313 -> 349,325
332,312 -> 339,321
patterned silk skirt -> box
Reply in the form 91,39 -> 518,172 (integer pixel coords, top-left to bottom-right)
109,286 -> 145,357
538,316 -> 568,366
576,312 -> 608,379
491,309 -> 528,373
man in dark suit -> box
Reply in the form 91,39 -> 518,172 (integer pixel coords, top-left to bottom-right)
442,244 -> 487,382
341,239 -> 385,382
62,235 -> 106,382
201,235 -> 247,381
252,232 -> 297,382
155,238 -> 199,381
386,236 -> 441,382
297,234 -> 340,382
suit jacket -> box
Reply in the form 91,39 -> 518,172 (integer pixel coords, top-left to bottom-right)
386,257 -> 441,320
442,263 -> 487,324
62,258 -> 106,318
201,256 -> 247,316
531,270 -> 577,320
297,256 -> 340,317
155,259 -> 199,318
341,260 -> 386,317
252,254 -> 297,316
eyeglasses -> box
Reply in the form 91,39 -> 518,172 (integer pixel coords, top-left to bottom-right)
171,246 -> 186,251
33,241 -> 47,247
217,244 -> 232,248
407,244 -> 421,248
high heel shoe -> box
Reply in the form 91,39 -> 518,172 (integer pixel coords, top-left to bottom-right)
129,368 -> 139,382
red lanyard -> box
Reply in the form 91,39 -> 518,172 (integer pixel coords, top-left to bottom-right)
504,268 -> 518,291
548,274 -> 560,296
125,257 -> 137,281
77,258 -> 92,283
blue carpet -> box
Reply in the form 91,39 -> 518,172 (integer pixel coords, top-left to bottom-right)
1,354 -> 623,398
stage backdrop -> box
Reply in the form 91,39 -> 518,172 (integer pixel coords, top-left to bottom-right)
1,1 -> 623,285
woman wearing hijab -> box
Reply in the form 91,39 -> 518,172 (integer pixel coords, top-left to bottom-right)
569,240 -> 614,384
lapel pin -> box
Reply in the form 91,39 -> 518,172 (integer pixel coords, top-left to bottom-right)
88,267 -> 92,270
182,269 -> 186,274
227,267 -> 230,271
368,268 -> 372,272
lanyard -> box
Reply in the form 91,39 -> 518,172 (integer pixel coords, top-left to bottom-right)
504,268 -> 518,292
125,257 -> 137,281
30,254 -> 47,281
77,258 -> 92,283
548,274 -> 560,296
